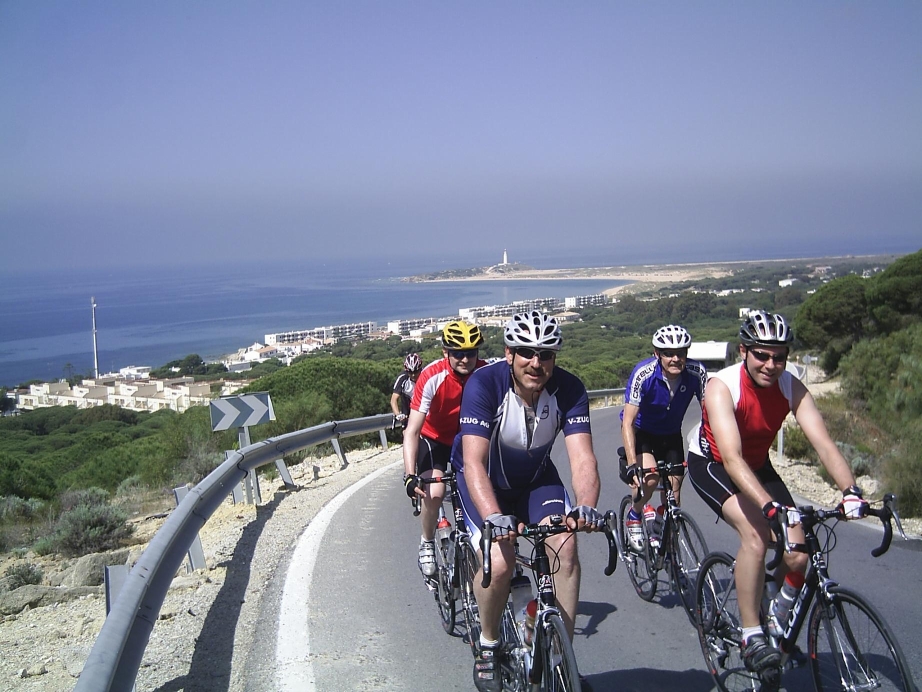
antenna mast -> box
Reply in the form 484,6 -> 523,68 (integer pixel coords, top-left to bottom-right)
91,297 -> 99,379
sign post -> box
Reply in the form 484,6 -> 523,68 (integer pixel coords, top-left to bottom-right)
210,393 -> 293,503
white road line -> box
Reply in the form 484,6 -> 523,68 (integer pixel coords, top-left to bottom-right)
276,460 -> 402,691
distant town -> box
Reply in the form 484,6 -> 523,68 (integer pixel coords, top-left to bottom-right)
6,292 -> 609,415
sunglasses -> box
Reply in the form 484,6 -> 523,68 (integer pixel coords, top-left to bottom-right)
516,347 -> 557,362
448,349 -> 479,360
748,349 -> 788,365
659,349 -> 688,359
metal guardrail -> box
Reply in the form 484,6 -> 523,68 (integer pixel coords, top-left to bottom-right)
75,413 -> 394,692
77,388 -> 625,691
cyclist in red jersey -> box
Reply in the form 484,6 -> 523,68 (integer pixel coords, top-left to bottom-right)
403,320 -> 486,583
687,311 -> 867,687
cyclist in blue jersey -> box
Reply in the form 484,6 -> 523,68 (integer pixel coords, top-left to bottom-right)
621,325 -> 706,552
451,310 -> 604,692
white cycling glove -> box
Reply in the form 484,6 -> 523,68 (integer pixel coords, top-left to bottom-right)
840,486 -> 868,519
485,513 -> 518,538
569,505 -> 605,530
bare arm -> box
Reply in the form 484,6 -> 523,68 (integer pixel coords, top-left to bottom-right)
705,378 -> 774,509
621,403 -> 640,482
790,379 -> 857,492
564,432 -> 601,530
462,433 -> 516,538
402,409 -> 426,480
390,392 -> 403,417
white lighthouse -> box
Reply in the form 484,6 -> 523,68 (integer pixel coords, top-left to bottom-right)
502,249 -> 508,265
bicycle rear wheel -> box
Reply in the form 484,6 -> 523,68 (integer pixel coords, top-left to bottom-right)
534,613 -> 580,692
457,540 -> 482,655
695,551 -> 761,692
668,509 -> 709,623
617,494 -> 657,601
808,585 -> 915,692
435,538 -> 456,634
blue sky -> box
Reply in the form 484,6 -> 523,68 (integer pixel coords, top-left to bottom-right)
2,1 -> 920,272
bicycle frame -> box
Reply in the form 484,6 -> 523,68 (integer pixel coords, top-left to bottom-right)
625,451 -> 686,567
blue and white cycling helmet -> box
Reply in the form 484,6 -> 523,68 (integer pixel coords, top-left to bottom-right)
739,311 -> 794,347
504,310 -> 563,351
652,325 -> 691,350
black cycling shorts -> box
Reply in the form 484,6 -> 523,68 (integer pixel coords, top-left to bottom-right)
687,451 -> 795,519
416,436 -> 451,475
631,428 -> 686,475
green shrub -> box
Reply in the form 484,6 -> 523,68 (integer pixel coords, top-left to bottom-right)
32,536 -> 55,556
53,502 -> 133,557
3,562 -> 44,589
780,424 -> 817,463
58,487 -> 109,512
115,475 -> 144,498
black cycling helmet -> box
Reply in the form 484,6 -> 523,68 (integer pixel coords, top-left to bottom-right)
739,310 -> 794,347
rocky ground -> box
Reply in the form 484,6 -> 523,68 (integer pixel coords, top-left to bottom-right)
1,374 -> 919,691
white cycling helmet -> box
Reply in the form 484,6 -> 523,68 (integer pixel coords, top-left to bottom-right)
503,310 -> 563,351
739,310 -> 794,347
652,325 -> 692,350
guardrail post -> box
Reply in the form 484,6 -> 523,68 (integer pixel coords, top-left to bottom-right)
172,486 -> 207,572
274,458 -> 296,488
379,429 -> 388,450
238,427 -> 262,504
331,438 -> 348,469
777,427 -> 785,463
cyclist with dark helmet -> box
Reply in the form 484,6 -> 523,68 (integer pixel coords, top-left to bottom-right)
391,353 -> 422,429
450,310 -> 603,692
687,310 -> 867,687
403,321 -> 486,585
621,325 -> 707,552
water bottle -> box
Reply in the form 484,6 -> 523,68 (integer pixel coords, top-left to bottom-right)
510,572 -> 532,625
436,514 -> 451,547
768,572 -> 804,638
643,504 -> 660,548
762,576 -> 779,629
522,598 -> 537,646
653,505 -> 666,536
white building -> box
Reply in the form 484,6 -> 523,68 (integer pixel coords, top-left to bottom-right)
16,376 -> 211,414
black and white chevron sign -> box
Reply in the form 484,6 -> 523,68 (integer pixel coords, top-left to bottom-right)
209,393 -> 275,432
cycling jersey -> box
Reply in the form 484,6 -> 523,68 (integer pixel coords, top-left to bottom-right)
411,356 -> 486,446
688,362 -> 794,471
392,372 -> 416,417
451,359 -> 592,490
621,356 -> 707,435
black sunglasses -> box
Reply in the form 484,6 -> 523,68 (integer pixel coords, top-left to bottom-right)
659,349 -> 688,359
516,347 -> 556,362
748,349 -> 788,364
448,349 -> 479,360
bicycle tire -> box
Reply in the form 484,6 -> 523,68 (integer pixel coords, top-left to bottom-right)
435,538 -> 456,634
695,551 -> 761,692
808,585 -> 916,692
457,539 -> 482,656
617,494 -> 657,601
536,613 -> 581,692
668,509 -> 709,624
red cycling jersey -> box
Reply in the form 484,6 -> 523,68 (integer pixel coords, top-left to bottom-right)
411,357 -> 486,446
695,362 -> 794,471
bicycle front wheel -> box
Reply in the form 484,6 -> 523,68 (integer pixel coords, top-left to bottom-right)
808,585 -> 915,692
535,613 -> 581,692
457,540 -> 482,656
669,509 -> 709,624
617,494 -> 657,601
435,539 -> 456,634
695,551 -> 760,692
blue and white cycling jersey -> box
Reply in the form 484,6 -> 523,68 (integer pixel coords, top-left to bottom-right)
620,356 -> 707,436
451,359 -> 592,490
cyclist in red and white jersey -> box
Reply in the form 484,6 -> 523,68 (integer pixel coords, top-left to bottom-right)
403,321 -> 486,582
687,311 -> 867,685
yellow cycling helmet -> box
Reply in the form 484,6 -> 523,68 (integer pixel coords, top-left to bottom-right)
442,320 -> 484,349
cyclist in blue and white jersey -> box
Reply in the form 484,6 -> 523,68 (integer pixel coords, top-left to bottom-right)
621,325 -> 707,552
451,310 -> 604,692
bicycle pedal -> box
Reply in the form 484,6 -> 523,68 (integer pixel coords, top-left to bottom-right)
757,665 -> 781,692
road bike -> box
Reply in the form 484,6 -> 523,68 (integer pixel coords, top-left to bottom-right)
411,473 -> 482,644
480,513 -> 618,691
695,493 -> 916,692
613,446 -> 709,621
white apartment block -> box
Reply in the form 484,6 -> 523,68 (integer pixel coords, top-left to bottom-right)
17,377 -> 211,414
564,294 -> 608,309
265,321 -> 377,345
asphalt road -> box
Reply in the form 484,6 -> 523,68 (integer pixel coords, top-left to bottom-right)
294,405 -> 922,691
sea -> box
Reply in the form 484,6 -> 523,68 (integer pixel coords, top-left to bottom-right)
0,257 -> 627,388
